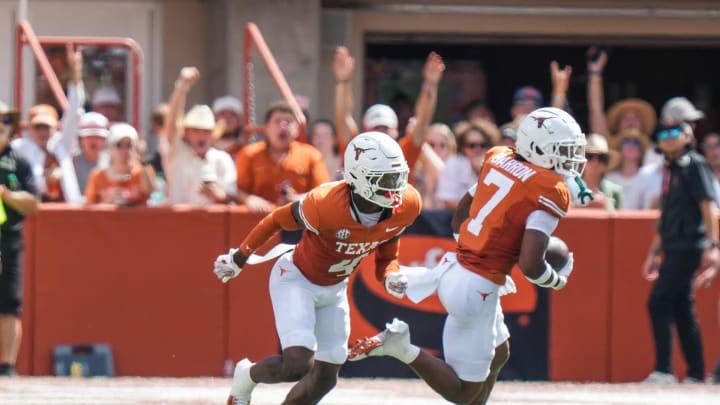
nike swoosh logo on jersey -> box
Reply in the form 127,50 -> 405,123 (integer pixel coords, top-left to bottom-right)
385,226 -> 399,232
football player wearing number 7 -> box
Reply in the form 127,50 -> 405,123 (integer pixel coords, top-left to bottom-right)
213,131 -> 421,405
348,107 -> 587,404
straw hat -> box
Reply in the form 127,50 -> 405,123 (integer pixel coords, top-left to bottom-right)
454,118 -> 501,146
606,98 -> 656,135
610,128 -> 650,154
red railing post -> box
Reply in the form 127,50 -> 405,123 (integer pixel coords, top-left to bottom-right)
16,20 -> 69,112
14,20 -> 144,129
35,36 -> 144,130
243,23 -> 307,143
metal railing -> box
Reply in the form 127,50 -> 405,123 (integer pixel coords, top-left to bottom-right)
243,23 -> 307,143
15,19 -> 144,129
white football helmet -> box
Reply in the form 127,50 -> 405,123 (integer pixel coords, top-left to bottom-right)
515,107 -> 587,178
344,131 -> 409,208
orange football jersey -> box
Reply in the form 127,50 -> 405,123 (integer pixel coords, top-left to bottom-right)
292,181 -> 422,286
457,146 -> 570,285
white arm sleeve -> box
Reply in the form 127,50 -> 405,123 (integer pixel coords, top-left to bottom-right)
467,183 -> 477,197
525,210 -> 559,236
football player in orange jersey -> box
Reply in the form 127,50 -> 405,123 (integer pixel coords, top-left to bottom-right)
348,107 -> 587,405
213,131 -> 422,405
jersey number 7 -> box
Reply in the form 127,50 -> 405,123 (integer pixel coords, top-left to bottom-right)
466,169 -> 514,236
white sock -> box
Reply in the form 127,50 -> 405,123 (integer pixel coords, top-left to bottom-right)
230,359 -> 257,396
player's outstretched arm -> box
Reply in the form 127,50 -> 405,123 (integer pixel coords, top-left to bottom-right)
213,201 -> 305,282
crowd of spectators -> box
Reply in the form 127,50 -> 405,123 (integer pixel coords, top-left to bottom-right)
1,45 -> 719,215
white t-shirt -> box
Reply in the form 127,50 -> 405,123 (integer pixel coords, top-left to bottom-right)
162,136 -> 237,205
638,162 -> 664,209
435,154 -> 477,205
606,170 -> 650,210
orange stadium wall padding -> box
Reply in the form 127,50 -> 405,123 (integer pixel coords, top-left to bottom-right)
16,207 -> 720,380
226,207 -> 281,364
29,205 -> 230,376
608,211 -> 720,382
550,210 -> 613,381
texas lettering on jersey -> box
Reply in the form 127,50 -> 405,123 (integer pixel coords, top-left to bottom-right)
292,181 -> 422,285
457,146 -> 570,285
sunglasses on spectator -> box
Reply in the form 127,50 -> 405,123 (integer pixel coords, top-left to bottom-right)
0,116 -> 12,125
586,153 -> 609,164
114,141 -> 133,150
656,127 -> 684,141
620,138 -> 642,148
428,142 -> 448,150
465,142 -> 488,150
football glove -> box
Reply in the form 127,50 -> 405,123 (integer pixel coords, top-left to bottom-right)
213,248 -> 242,283
385,272 -> 408,299
557,252 -> 574,280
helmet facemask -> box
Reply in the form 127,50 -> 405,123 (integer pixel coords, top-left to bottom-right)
550,138 -> 587,178
366,169 -> 409,208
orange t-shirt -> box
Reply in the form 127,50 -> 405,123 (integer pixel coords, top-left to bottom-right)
456,146 -> 570,285
399,136 -> 422,183
292,181 -> 422,286
85,165 -> 149,206
236,140 -> 330,205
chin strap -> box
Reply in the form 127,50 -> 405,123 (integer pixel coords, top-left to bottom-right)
574,176 -> 594,205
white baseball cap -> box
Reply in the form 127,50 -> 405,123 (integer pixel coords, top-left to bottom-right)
92,86 -> 122,106
108,123 -> 138,145
183,105 -> 216,131
212,95 -> 243,116
362,104 -> 398,130
660,97 -> 704,126
78,112 -> 110,138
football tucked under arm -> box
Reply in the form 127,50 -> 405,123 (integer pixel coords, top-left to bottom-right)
519,228 -> 574,290
545,236 -> 570,270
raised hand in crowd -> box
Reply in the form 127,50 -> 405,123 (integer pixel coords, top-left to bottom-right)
177,66 -> 200,91
550,60 -> 572,109
587,46 -> 608,75
333,46 -> 354,83
586,46 -> 610,137
333,46 -> 357,146
67,45 -> 83,85
423,51 -> 445,87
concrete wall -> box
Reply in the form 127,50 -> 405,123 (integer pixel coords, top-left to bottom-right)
224,0 -> 321,123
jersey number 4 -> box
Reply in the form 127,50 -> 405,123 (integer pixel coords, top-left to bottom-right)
328,253 -> 370,277
467,168 -> 514,236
